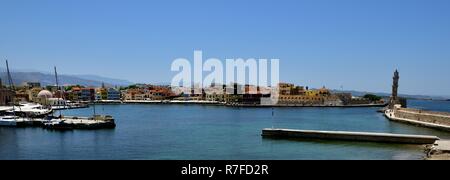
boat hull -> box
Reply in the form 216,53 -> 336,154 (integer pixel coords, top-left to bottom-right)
0,120 -> 17,127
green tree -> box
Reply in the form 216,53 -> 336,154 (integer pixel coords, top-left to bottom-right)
363,94 -> 382,102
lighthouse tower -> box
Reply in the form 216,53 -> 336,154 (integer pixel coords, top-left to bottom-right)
389,70 -> 400,109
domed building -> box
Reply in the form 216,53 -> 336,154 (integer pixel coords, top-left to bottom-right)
37,90 -> 53,99
34,90 -> 65,106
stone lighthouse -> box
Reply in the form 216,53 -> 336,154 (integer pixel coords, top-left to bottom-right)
389,70 -> 401,109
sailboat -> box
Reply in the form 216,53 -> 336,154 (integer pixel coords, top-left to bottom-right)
0,60 -> 28,127
43,67 -> 116,130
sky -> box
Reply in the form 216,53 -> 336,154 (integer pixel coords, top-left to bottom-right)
0,0 -> 450,96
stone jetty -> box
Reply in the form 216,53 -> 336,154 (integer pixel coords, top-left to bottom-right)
262,128 -> 440,144
385,107 -> 450,132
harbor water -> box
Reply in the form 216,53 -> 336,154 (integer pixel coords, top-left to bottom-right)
1,100 -> 450,160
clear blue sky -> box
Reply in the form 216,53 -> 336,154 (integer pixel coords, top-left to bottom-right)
1,0 -> 450,96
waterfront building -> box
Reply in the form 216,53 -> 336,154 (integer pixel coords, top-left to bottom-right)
27,87 -> 43,101
278,83 -> 306,95
95,88 -> 108,100
46,85 -> 58,92
66,87 -> 82,102
47,98 -> 66,106
242,85 -> 271,105
14,90 -> 30,102
224,83 -> 244,104
335,93 -> 352,105
95,92 -> 102,101
133,93 -> 146,100
22,82 -> 41,89
123,88 -> 144,101
147,89 -> 168,100
107,88 -> 121,100
53,89 -> 65,99
276,83 -> 342,106
187,86 -> 205,101
34,90 -> 53,105
205,92 -> 224,102
123,91 -> 132,101
204,86 -> 225,102
80,88 -> 96,102
0,79 -> 15,106
122,85 -> 174,101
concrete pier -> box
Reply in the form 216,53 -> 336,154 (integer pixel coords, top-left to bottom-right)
262,128 -> 440,144
426,140 -> 450,160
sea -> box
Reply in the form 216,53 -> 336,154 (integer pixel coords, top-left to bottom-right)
1,99 -> 450,160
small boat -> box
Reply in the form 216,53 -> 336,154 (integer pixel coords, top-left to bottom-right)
0,116 -> 32,127
0,116 -> 18,127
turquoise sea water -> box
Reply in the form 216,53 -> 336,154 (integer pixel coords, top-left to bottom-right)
1,99 -> 450,160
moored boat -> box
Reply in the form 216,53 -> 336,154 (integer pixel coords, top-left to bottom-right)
10,103 -> 53,118
0,116 -> 18,127
43,115 -> 115,130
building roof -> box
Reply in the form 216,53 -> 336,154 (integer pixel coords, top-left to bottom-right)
37,90 -> 53,99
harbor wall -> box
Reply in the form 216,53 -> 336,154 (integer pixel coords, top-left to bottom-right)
262,129 -> 439,144
395,108 -> 450,126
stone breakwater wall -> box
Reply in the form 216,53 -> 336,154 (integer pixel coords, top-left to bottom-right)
395,108 -> 450,126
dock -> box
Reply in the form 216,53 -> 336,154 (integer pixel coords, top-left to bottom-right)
42,119 -> 116,130
262,128 -> 440,144
52,104 -> 89,110
9,116 -> 116,130
426,140 -> 450,160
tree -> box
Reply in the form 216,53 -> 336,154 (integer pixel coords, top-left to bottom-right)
363,94 -> 382,102
128,84 -> 138,89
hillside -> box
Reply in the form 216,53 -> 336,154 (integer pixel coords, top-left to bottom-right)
0,72 -> 133,87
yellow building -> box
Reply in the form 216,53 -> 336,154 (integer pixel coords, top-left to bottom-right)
277,84 -> 341,106
96,88 -> 108,100
28,87 -> 43,102
278,83 -> 306,96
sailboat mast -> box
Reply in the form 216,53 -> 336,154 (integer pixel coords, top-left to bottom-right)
5,60 -> 14,91
54,66 -> 62,118
5,59 -> 16,118
54,66 -> 59,90
93,88 -> 97,118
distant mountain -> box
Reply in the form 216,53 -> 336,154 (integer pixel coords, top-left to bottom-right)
0,72 -> 133,87
71,74 -> 134,86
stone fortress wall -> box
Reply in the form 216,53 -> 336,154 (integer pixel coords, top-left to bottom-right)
395,108 -> 450,126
